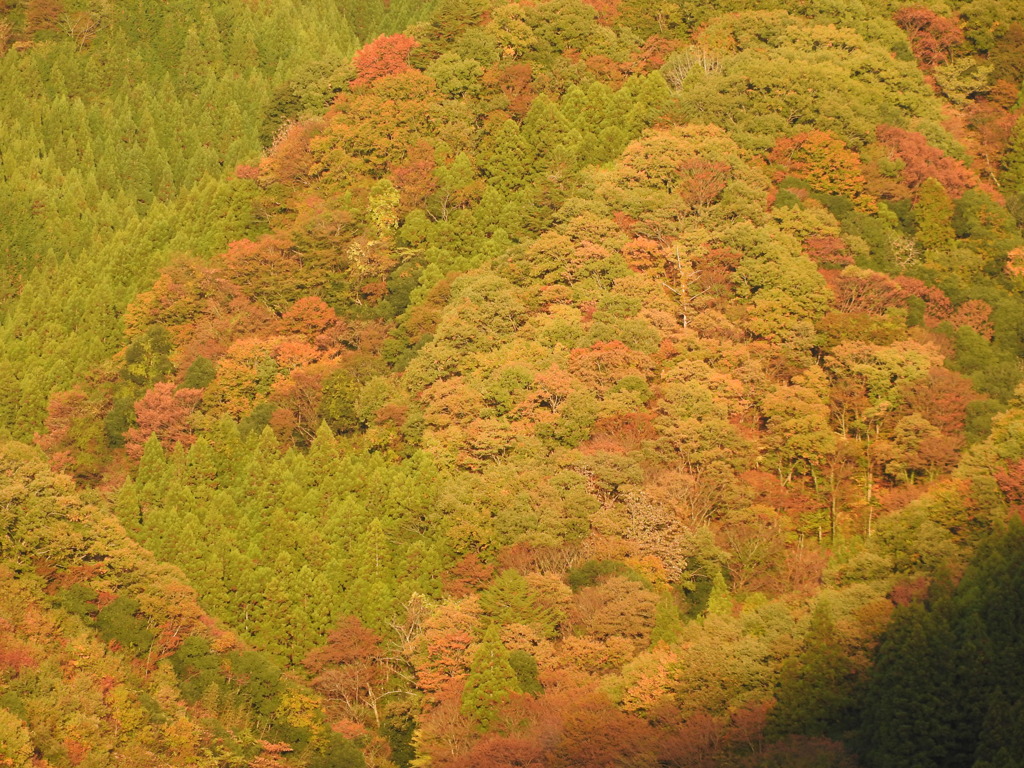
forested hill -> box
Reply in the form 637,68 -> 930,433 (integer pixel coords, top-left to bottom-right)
0,0 -> 426,439
2,0 -> 1024,766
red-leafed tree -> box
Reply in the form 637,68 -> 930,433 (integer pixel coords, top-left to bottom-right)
894,276 -> 954,322
547,691 -> 656,768
0,639 -> 39,673
352,34 -> 419,88
580,0 -> 621,25
995,459 -> 1024,517
804,235 -> 854,266
951,299 -> 994,339
303,616 -> 404,726
894,6 -> 965,68
411,600 -> 480,707
304,615 -> 381,674
903,366 -> 981,436
481,63 -> 536,118
629,34 -> 679,73
875,125 -> 978,197
125,383 -> 202,460
677,157 -> 731,211
584,412 -> 656,454
442,554 -> 495,598
447,734 -> 547,768
391,141 -> 439,211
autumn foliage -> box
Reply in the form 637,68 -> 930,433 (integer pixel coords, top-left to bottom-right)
352,33 -> 419,87
9,0 -> 1024,766
894,6 -> 965,68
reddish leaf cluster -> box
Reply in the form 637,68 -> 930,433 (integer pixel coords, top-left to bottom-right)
951,299 -> 994,339
894,6 -> 965,68
995,459 -> 1024,517
895,276 -> 954,321
585,412 -> 656,454
804,236 -> 854,266
875,125 -> 978,197
352,34 -> 419,88
823,268 -> 905,315
482,63 -> 536,118
126,383 -> 202,460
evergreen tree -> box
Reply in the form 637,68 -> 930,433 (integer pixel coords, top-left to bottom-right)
461,625 -> 520,731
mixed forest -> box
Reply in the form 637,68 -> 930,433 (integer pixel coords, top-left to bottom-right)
2,0 -> 1024,765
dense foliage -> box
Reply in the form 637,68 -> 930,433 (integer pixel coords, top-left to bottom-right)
2,0 -> 1024,765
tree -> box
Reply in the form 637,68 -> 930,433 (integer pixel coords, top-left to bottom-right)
411,599 -> 479,706
222,236 -> 307,310
25,0 -> 65,33
875,126 -> 978,198
461,625 -> 520,730
915,177 -> 957,254
570,576 -> 659,644
59,12 -> 101,50
35,388 -> 108,480
479,569 -> 565,638
304,616 -> 404,727
351,34 -> 419,87
762,384 -> 836,486
771,131 -> 874,210
769,611 -> 859,738
824,266 -> 904,316
893,6 -> 965,68
548,690 -> 656,768
125,383 -> 202,460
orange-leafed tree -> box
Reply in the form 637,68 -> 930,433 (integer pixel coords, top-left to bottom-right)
771,131 -> 874,209
547,691 -> 656,768
410,599 -> 481,707
276,296 -> 340,338
352,34 -> 419,88
260,120 -> 321,186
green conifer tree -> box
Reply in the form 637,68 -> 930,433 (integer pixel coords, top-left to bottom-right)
461,624 -> 521,731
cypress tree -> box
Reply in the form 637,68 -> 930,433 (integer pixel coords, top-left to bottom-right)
461,624 -> 520,731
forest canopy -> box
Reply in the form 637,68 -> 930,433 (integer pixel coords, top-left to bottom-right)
1,0 -> 1024,766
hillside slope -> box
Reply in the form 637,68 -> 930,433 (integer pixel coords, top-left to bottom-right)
3,0 -> 1024,766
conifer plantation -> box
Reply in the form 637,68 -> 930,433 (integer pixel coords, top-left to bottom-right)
1,0 -> 1024,765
